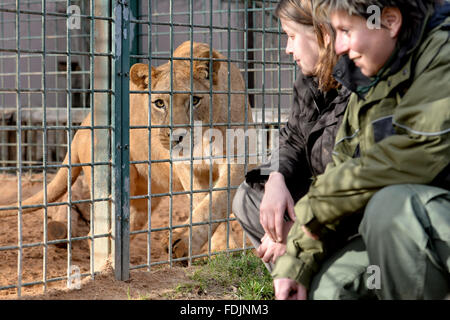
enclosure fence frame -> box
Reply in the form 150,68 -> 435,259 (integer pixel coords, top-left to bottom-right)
111,0 -> 130,282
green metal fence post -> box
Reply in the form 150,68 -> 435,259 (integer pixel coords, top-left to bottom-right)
113,0 -> 130,281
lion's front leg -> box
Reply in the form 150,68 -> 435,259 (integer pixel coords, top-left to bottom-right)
170,163 -> 246,258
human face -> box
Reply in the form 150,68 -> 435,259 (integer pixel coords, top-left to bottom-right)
331,10 -> 398,77
280,17 -> 319,76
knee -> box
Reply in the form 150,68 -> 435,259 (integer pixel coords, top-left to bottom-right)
359,184 -> 414,238
232,182 -> 250,221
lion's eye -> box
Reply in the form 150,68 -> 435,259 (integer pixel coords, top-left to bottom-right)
192,96 -> 202,106
153,99 -> 165,109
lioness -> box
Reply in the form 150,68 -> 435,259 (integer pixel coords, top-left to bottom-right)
1,41 -> 254,258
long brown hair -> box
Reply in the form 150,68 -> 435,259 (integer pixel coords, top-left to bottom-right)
275,0 -> 339,92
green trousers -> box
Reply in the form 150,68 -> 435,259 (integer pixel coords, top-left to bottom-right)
233,183 -> 450,300
309,184 -> 450,300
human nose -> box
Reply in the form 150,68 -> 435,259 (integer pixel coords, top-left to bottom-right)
285,38 -> 293,55
334,32 -> 349,55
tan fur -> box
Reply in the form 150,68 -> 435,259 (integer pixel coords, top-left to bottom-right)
1,41 -> 254,258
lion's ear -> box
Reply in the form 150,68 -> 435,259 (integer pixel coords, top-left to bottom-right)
130,63 -> 156,89
193,49 -> 221,85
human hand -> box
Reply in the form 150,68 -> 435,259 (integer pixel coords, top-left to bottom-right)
257,220 -> 293,263
274,278 -> 308,300
260,172 -> 296,243
256,232 -> 287,264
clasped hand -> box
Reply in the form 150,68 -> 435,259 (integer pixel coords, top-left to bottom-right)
259,172 -> 296,243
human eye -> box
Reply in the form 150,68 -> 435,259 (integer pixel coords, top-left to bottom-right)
284,31 -> 294,39
340,27 -> 350,35
335,28 -> 349,39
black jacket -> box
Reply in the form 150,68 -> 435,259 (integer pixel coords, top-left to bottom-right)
246,70 -> 352,202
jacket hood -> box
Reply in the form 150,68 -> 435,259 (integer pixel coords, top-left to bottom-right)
426,1 -> 450,32
381,2 -> 450,80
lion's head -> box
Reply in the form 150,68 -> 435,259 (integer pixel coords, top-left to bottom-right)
130,41 -> 243,154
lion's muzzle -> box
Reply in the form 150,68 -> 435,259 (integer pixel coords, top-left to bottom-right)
170,129 -> 188,149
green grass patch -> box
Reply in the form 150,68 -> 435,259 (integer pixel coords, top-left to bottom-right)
180,250 -> 274,300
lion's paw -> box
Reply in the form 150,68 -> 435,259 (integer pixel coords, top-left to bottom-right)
48,221 -> 67,248
164,233 -> 189,259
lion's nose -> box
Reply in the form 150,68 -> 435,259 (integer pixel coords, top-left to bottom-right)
171,130 -> 187,147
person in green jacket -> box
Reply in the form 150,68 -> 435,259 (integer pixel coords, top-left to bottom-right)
273,0 -> 450,300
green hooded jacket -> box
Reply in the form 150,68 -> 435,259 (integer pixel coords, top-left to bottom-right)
272,8 -> 450,288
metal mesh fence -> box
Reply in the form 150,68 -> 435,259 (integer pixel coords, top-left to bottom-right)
0,0 -> 91,168
0,0 -> 296,297
128,0 -> 296,271
0,0 -> 114,297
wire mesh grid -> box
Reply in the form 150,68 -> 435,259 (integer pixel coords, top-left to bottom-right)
0,0 -> 296,297
0,0 -> 114,297
128,0 -> 296,272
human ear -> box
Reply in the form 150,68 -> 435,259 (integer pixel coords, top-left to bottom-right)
319,24 -> 332,46
381,7 -> 402,38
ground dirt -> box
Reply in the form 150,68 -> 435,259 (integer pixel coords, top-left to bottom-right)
0,173 -> 244,300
